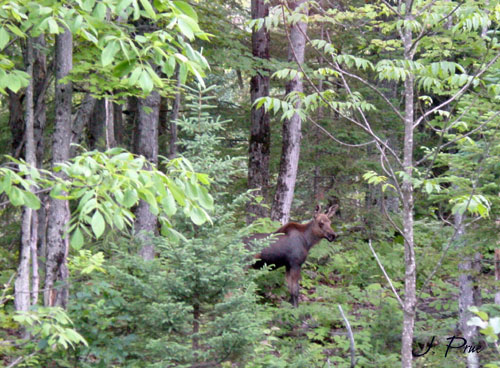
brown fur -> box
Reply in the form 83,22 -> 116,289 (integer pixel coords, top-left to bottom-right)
245,205 -> 338,307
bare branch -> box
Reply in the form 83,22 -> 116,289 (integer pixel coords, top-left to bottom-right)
368,239 -> 404,308
338,304 -> 357,368
306,116 -> 375,147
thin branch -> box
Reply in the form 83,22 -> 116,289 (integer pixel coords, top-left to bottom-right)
414,51 -> 500,129
368,239 -> 404,308
417,111 -> 500,166
306,116 -> 375,147
338,304 -> 357,368
282,8 -> 404,164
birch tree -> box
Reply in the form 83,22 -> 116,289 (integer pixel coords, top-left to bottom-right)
271,0 -> 308,224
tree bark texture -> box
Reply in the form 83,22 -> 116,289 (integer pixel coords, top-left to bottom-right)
113,102 -> 124,146
247,0 -> 271,222
271,0 -> 308,224
44,27 -> 72,308
8,90 -> 24,158
14,38 -> 35,313
89,99 -> 115,150
400,17 -> 417,368
168,70 -> 181,159
456,213 -> 480,368
134,91 -> 160,260
70,94 -> 97,157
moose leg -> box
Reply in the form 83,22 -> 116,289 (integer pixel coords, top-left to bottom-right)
285,266 -> 301,307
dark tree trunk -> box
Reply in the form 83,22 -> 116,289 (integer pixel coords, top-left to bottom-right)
113,102 -> 124,146
33,35 -> 48,270
33,35 -> 47,168
271,0 -> 308,224
8,90 -> 24,157
70,94 -> 97,157
247,0 -> 271,222
133,91 -> 160,260
44,27 -> 72,308
89,99 -> 106,150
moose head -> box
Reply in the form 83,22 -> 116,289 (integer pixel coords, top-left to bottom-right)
311,204 -> 338,242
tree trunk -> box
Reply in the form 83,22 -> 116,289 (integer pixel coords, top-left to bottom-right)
113,102 -> 124,146
400,16 -> 417,368
8,90 -> 24,158
14,38 -> 35,313
44,27 -> 72,308
247,0 -> 271,222
169,69 -> 181,159
456,212 -> 480,368
495,248 -> 500,305
134,91 -> 160,260
271,0 -> 308,224
70,94 -> 97,157
33,35 -> 48,276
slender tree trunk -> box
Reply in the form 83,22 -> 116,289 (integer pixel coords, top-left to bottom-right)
400,16 -> 417,368
33,35 -> 47,277
70,94 -> 97,157
113,102 -> 124,146
134,91 -> 160,260
456,212 -> 480,368
33,35 -> 47,168
169,69 -> 181,159
8,90 -> 24,158
271,0 -> 308,224
14,38 -> 35,313
495,248 -> 500,305
44,27 -> 72,308
247,0 -> 271,222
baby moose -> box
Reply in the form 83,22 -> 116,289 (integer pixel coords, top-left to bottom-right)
245,205 -> 338,307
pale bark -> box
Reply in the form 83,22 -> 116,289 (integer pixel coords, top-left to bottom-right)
134,91 -> 160,260
169,70 -> 181,159
271,0 -> 308,224
495,248 -> 500,305
44,27 -> 72,308
400,14 -> 417,368
456,212 -> 480,368
247,0 -> 271,221
14,38 -> 35,313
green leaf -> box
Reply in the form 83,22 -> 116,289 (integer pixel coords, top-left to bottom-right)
140,0 -> 157,19
91,211 -> 105,239
8,187 -> 24,206
173,1 -> 198,21
197,187 -> 213,210
71,228 -> 84,250
138,70 -> 153,93
0,27 -> 10,50
23,191 -> 41,210
102,41 -> 119,67
189,206 -> 207,225
122,189 -> 138,208
162,189 -> 177,216
48,18 -> 59,34
177,17 -> 194,40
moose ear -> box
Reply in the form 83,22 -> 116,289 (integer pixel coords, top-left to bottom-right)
315,204 -> 322,215
326,204 -> 339,218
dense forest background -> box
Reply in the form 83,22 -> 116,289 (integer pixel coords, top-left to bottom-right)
0,0 -> 499,367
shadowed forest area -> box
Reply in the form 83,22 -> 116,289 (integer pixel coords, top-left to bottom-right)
0,0 -> 499,367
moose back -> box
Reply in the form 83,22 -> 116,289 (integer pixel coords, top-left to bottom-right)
245,205 -> 338,307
